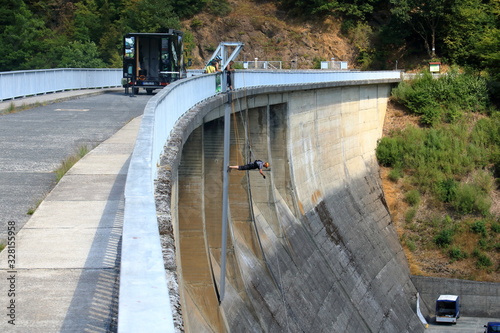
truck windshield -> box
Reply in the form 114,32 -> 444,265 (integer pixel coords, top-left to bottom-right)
488,324 -> 500,332
436,301 -> 456,315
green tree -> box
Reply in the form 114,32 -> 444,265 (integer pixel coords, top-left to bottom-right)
172,0 -> 207,18
120,0 -> 181,33
94,0 -> 126,66
58,41 -> 107,68
473,0 -> 500,81
39,35 -> 106,68
99,26 -> 124,68
73,0 -> 103,43
390,0 -> 453,58
278,0 -> 382,21
0,0 -> 50,70
443,0 -> 493,68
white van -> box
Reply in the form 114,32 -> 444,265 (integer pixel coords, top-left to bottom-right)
435,295 -> 460,324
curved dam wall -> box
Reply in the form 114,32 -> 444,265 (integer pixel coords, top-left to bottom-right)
160,81 -> 426,332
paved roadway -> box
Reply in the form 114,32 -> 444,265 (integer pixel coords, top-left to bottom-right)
0,88 -> 151,331
427,317 -> 498,333
0,89 -> 151,242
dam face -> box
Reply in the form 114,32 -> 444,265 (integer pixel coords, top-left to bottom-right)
169,83 -> 425,332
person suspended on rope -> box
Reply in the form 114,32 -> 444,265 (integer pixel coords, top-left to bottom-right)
228,160 -> 270,179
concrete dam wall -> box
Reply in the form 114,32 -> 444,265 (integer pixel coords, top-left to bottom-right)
160,82 -> 426,332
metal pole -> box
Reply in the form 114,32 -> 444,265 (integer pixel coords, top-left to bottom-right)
129,75 -> 136,98
219,92 -> 231,301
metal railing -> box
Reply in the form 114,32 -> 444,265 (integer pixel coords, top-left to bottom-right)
0,68 -> 122,101
238,60 -> 283,69
118,69 -> 402,332
233,70 -> 401,89
320,60 -> 349,70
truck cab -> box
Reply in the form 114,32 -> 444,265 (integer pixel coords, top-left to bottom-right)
484,322 -> 500,333
435,295 -> 460,324
123,31 -> 186,95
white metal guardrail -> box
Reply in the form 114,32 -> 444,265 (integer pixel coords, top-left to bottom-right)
233,70 -> 402,89
238,60 -> 283,69
118,70 -> 402,332
0,68 -> 122,101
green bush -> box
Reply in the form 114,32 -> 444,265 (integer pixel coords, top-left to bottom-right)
471,220 -> 488,236
190,18 -> 203,29
470,117 -> 500,170
392,71 -> 438,114
448,246 -> 468,261
376,137 -> 403,167
405,207 -> 417,223
472,170 -> 494,194
435,179 -> 458,203
451,183 -> 491,216
388,167 -> 403,182
206,0 -> 232,16
420,105 -> 442,126
403,236 -> 416,251
434,228 -> 454,247
478,238 -> 490,251
473,249 -> 493,268
391,70 -> 490,126
475,196 -> 492,216
444,104 -> 462,123
405,189 -> 421,206
312,57 -> 324,69
476,255 -> 492,268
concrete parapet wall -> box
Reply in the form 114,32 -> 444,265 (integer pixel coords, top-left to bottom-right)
159,79 -> 428,332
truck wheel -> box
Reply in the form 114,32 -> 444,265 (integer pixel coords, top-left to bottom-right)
146,88 -> 154,95
133,87 -> 139,95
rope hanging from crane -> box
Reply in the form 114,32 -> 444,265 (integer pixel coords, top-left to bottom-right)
231,88 -> 257,166
231,100 -> 242,166
234,89 -> 257,165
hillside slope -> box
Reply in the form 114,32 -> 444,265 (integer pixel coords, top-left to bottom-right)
182,1 -> 356,68
380,102 -> 500,283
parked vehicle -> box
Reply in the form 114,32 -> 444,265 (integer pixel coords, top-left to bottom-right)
122,30 -> 187,95
485,322 -> 500,333
435,295 -> 460,324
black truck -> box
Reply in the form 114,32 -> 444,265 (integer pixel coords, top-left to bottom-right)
122,30 -> 187,95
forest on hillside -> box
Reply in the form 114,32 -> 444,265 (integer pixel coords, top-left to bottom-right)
1,0 -> 499,81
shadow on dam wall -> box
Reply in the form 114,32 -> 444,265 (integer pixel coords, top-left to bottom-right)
163,83 -> 428,332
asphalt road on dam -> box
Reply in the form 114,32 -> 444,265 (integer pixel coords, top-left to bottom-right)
0,91 -> 151,242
